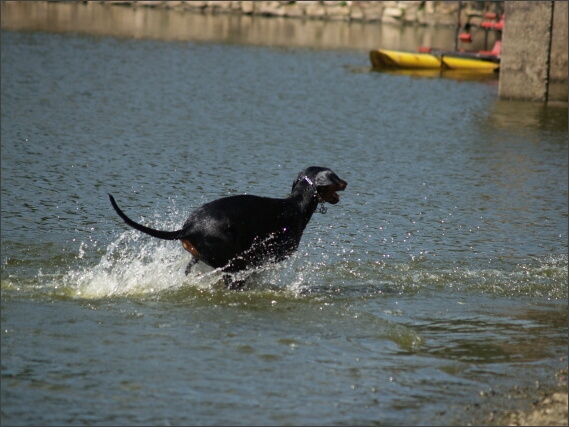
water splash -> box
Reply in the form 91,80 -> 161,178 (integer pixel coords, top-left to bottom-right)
3,224 -> 566,301
56,227 -> 316,299
69,235 -> 183,298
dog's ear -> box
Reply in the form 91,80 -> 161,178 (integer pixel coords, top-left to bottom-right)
292,166 -> 333,192
313,169 -> 331,187
314,168 -> 343,188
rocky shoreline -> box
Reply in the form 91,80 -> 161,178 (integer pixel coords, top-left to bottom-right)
104,1 -> 500,27
506,391 -> 567,426
481,368 -> 568,426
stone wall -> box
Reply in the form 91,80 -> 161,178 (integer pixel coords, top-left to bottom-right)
549,1 -> 568,94
105,1 -> 500,27
499,1 -> 568,103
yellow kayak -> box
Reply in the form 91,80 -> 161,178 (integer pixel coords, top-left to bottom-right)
441,55 -> 499,71
370,49 -> 441,69
370,49 -> 499,72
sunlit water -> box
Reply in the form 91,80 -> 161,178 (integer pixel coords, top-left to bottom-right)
1,10 -> 567,426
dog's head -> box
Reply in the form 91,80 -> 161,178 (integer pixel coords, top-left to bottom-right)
292,166 -> 347,204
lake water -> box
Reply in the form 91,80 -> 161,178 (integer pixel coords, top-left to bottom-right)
1,4 -> 568,426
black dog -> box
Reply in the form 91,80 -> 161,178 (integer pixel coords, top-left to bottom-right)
109,166 -> 347,289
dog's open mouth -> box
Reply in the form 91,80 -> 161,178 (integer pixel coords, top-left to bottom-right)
320,181 -> 347,204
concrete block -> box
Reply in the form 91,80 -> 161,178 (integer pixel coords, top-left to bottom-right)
327,5 -> 350,21
349,5 -> 365,21
499,2 -> 553,101
305,3 -> 326,19
362,3 -> 384,22
241,1 -> 254,14
550,1 -> 568,82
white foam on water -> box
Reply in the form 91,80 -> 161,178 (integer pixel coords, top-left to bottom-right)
60,230 -> 183,298
58,225 -> 317,299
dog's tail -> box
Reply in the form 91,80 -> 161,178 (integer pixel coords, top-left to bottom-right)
109,194 -> 185,240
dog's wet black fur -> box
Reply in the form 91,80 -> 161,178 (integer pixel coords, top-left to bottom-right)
109,166 -> 347,289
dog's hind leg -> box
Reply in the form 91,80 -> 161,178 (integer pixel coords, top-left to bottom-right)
184,257 -> 199,275
181,238 -> 201,276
